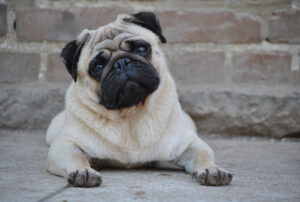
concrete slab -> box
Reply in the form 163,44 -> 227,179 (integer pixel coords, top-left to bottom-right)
0,130 -> 299,202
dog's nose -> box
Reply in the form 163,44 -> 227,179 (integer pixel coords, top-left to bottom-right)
113,58 -> 132,70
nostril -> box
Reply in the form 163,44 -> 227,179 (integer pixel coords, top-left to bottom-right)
113,58 -> 132,69
124,58 -> 131,66
113,63 -> 120,69
113,61 -> 121,69
117,63 -> 121,69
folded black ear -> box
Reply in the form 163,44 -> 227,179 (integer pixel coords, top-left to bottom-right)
60,31 -> 89,82
125,12 -> 166,43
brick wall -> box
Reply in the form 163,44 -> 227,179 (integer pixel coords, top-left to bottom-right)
1,0 -> 300,138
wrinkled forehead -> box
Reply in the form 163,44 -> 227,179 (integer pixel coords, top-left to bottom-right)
91,25 -> 131,52
88,19 -> 157,55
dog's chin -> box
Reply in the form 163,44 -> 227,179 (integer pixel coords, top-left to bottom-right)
100,81 -> 148,110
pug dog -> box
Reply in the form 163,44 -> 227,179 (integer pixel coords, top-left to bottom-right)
46,12 -> 233,187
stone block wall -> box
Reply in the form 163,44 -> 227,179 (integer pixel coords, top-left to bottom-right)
1,0 -> 300,138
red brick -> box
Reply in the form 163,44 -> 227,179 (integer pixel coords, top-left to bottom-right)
46,53 -> 71,83
232,52 -> 293,85
269,9 -> 300,44
156,10 -> 261,43
16,7 -> 132,42
164,49 -> 225,85
0,52 -> 40,83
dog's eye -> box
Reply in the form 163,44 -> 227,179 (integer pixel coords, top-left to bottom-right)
88,53 -> 108,80
126,40 -> 151,57
136,45 -> 147,53
134,44 -> 150,57
92,64 -> 104,74
95,64 -> 104,71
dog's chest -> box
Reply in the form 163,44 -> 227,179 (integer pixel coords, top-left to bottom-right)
114,118 -> 162,150
83,116 -> 170,164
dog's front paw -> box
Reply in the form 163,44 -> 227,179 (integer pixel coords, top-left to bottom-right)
193,167 -> 233,186
68,168 -> 102,187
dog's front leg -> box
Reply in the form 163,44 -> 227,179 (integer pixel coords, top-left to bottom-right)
174,138 -> 233,186
46,138 -> 102,187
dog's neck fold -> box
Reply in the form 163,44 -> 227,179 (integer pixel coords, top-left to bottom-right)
65,73 -> 178,148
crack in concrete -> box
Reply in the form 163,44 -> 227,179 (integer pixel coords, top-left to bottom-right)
37,184 -> 71,202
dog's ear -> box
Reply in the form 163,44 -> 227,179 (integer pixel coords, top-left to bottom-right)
60,30 -> 90,82
124,12 -> 166,43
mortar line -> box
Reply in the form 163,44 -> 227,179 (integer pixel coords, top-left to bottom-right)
291,51 -> 299,71
37,184 -> 72,202
224,51 -> 233,83
38,52 -> 48,82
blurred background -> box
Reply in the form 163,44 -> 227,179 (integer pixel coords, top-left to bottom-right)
0,0 -> 299,139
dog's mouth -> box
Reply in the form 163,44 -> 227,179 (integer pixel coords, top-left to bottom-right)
100,81 -> 144,109
99,60 -> 159,110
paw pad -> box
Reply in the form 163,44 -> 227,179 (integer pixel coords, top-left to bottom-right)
193,167 -> 233,186
68,169 -> 102,187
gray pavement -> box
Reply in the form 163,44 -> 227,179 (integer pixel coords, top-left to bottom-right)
0,130 -> 299,202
